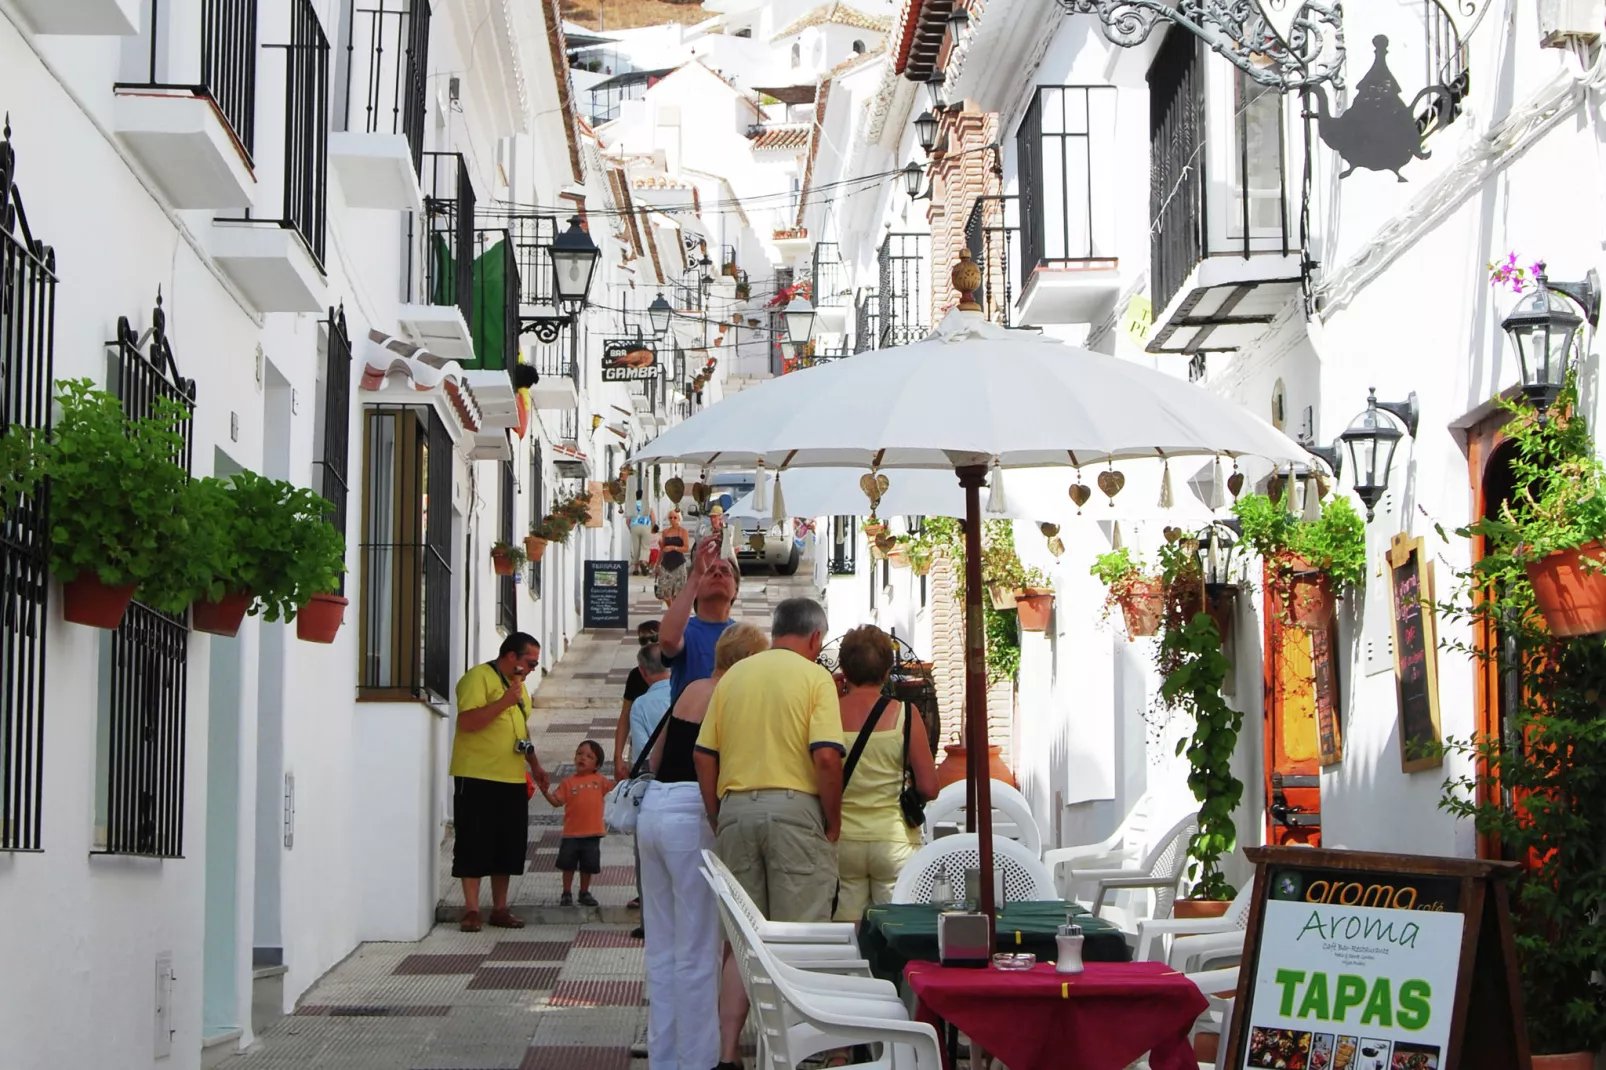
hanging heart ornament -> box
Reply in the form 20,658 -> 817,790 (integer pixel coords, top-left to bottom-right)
1227,472 -> 1245,498
692,482 -> 710,506
1097,470 -> 1126,502
1163,526 -> 1182,543
1039,522 -> 1061,538
859,473 -> 884,509
1068,484 -> 1092,509
665,477 -> 685,504
874,532 -> 897,554
1047,536 -> 1065,558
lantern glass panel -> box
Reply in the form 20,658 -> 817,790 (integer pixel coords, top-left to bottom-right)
1505,288 -> 1581,400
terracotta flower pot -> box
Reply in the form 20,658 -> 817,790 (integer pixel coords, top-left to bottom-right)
987,584 -> 1017,611
1015,588 -> 1054,632
1527,541 -> 1606,637
491,549 -> 516,576
61,574 -> 137,629
1119,578 -> 1164,638
192,590 -> 252,638
524,535 -> 548,563
295,592 -> 347,644
1173,899 -> 1234,919
935,743 -> 1017,790
887,546 -> 909,568
1532,1055 -> 1597,1070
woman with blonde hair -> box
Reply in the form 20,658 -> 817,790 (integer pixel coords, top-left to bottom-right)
637,622 -> 768,1070
834,624 -> 939,922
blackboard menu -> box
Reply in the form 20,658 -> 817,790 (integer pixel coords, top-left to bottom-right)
583,560 -> 628,630
1388,534 -> 1442,772
1310,621 -> 1343,767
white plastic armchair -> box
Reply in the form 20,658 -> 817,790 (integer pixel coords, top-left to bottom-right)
701,850 -> 870,974
702,849 -> 857,945
922,779 -> 1043,857
1134,882 -> 1252,965
1041,793 -> 1157,896
1073,811 -> 1199,934
891,833 -> 1058,904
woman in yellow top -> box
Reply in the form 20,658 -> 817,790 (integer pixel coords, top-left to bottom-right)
833,625 -> 939,922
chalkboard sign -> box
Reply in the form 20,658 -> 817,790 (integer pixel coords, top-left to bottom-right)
1226,847 -> 1528,1070
1388,534 -> 1442,772
583,560 -> 628,630
1310,620 -> 1343,767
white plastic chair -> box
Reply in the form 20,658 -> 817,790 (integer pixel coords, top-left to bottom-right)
922,779 -> 1043,858
1041,793 -> 1157,896
891,832 -> 1059,904
702,849 -> 858,944
711,873 -> 945,1070
1055,811 -> 1199,936
1134,882 -> 1252,966
701,850 -> 870,974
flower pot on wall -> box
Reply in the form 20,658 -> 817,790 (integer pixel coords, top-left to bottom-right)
296,592 -> 347,644
192,590 -> 252,638
935,743 -> 1017,790
1527,541 -> 1606,637
492,548 -> 516,576
1173,899 -> 1233,920
524,535 -> 548,563
61,575 -> 137,629
1119,578 -> 1164,638
1015,588 -> 1054,632
987,584 -> 1017,611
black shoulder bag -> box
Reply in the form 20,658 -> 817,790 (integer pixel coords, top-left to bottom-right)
898,703 -> 927,829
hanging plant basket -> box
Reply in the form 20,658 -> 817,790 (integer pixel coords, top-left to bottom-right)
987,583 -> 1017,611
911,554 -> 934,577
192,590 -> 252,638
887,544 -> 909,568
492,548 -> 517,576
295,593 -> 347,644
1526,541 -> 1606,637
1119,577 -> 1165,637
61,574 -> 137,629
1015,588 -> 1054,632
524,535 -> 548,563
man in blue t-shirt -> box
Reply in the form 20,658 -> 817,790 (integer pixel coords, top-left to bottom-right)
660,535 -> 738,702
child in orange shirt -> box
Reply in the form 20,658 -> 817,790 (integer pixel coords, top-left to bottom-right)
543,740 -> 613,906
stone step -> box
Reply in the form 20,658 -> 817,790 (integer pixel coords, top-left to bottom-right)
200,1028 -> 242,1069
251,964 -> 287,1038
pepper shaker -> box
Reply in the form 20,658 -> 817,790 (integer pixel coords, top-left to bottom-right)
932,871 -> 953,908
1055,922 -> 1085,974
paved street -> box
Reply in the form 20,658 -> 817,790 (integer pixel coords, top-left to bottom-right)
222,571 -> 811,1069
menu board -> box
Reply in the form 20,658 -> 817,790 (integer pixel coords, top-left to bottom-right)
1310,621 -> 1343,767
1387,534 -> 1442,772
583,560 -> 628,630
1227,847 -> 1528,1070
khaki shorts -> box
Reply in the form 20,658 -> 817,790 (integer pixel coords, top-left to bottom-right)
715,789 -> 838,923
834,837 -> 917,922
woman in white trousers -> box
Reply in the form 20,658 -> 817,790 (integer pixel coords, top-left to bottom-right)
638,622 -> 771,1070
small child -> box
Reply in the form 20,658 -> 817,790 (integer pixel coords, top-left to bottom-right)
647,525 -> 661,569
543,740 -> 613,907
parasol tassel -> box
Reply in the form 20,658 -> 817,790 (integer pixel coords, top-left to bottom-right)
1158,461 -> 1174,510
752,460 -> 769,511
1111,521 -> 1124,550
986,458 -> 1008,515
772,470 -> 787,525
1210,456 -> 1227,511
1301,474 -> 1322,523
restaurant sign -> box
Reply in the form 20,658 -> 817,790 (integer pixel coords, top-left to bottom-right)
602,339 -> 658,381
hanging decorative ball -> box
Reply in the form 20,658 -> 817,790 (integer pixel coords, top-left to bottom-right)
951,248 -> 983,310
1227,471 -> 1245,498
1097,469 -> 1126,502
1163,526 -> 1182,543
1068,483 -> 1092,510
665,476 -> 685,503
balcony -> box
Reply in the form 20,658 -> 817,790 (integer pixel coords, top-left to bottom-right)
212,0 -> 330,313
331,0 -> 429,211
965,196 -> 1022,328
877,233 -> 930,348
528,334 -> 580,411
1145,34 -> 1301,355
1013,87 -> 1122,325
551,409 -> 588,478
11,0 -> 136,35
461,228 -> 524,430
112,0 -> 258,210
399,152 -> 475,360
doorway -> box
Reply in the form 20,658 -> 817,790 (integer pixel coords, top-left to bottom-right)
1261,572 -> 1323,846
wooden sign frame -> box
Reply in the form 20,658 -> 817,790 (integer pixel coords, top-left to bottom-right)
1388,533 -> 1443,772
1225,847 -> 1528,1070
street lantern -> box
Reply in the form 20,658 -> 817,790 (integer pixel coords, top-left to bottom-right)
913,110 -> 940,152
1191,521 -> 1240,588
550,215 -> 600,314
784,296 -> 816,347
1501,266 -> 1600,418
647,292 -> 672,338
1339,388 -> 1419,521
902,160 -> 925,198
948,6 -> 970,33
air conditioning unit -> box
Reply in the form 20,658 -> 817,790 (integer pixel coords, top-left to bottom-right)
1539,0 -> 1604,48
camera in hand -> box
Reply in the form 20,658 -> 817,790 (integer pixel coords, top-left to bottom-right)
514,739 -> 536,756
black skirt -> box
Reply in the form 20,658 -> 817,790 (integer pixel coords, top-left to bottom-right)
451,776 -> 529,878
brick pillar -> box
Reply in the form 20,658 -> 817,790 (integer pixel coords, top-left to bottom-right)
927,105 -> 1000,327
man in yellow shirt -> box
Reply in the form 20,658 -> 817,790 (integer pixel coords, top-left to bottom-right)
694,597 -> 844,923
450,631 -> 550,932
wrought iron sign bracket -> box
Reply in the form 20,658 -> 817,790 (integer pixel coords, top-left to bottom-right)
520,313 -> 573,345
1056,0 -> 1347,91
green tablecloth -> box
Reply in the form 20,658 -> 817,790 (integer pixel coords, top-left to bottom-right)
857,901 -> 1130,984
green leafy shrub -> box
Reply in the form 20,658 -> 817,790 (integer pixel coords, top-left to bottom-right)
1232,490 -> 1366,592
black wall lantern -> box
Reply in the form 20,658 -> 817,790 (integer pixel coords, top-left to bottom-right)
784,296 -> 816,347
902,160 -> 926,198
648,292 -> 672,339
948,6 -> 970,33
550,215 -> 601,314
1339,388 -> 1419,521
1500,265 -> 1600,419
913,110 -> 939,153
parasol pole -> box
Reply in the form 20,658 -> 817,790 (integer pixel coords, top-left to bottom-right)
956,464 -> 996,930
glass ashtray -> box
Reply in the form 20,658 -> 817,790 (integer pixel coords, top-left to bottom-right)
991,953 -> 1036,971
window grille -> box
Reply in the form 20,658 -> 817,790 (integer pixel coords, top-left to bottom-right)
318,307 -> 353,593
339,0 -> 431,176
498,460 -> 516,634
118,0 -> 259,158
0,122 -> 55,853
1018,86 -> 1117,268
829,516 -> 856,575
1148,30 -> 1206,315
877,234 -> 930,348
529,440 -> 543,598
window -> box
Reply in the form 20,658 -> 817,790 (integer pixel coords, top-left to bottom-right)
98,297 -> 197,858
1227,69 -> 1287,240
1018,86 -> 1117,267
877,233 -> 930,348
829,516 -> 856,575
498,459 -> 516,634
316,306 -> 352,592
359,406 -> 453,702
528,440 -> 543,599
0,123 -> 55,852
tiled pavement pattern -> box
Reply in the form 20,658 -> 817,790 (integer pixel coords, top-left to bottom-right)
224,571 -> 813,1069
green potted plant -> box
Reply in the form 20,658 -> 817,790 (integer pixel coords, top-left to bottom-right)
1233,489 -> 1366,627
42,380 -> 194,628
1435,383 -> 1606,1064
491,539 -> 528,576
1091,547 -> 1164,638
284,504 -> 347,644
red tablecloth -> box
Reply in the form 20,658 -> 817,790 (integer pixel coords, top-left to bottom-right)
905,960 -> 1208,1070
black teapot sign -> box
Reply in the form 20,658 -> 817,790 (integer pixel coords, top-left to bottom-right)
1307,36 -> 1460,182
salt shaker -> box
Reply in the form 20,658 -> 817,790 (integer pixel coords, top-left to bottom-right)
932,872 -> 953,908
1055,922 -> 1085,974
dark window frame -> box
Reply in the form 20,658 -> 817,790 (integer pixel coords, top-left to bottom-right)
497,459 -> 517,634
317,307 -> 353,593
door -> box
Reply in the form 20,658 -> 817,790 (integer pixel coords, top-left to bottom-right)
1262,568 -> 1322,845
